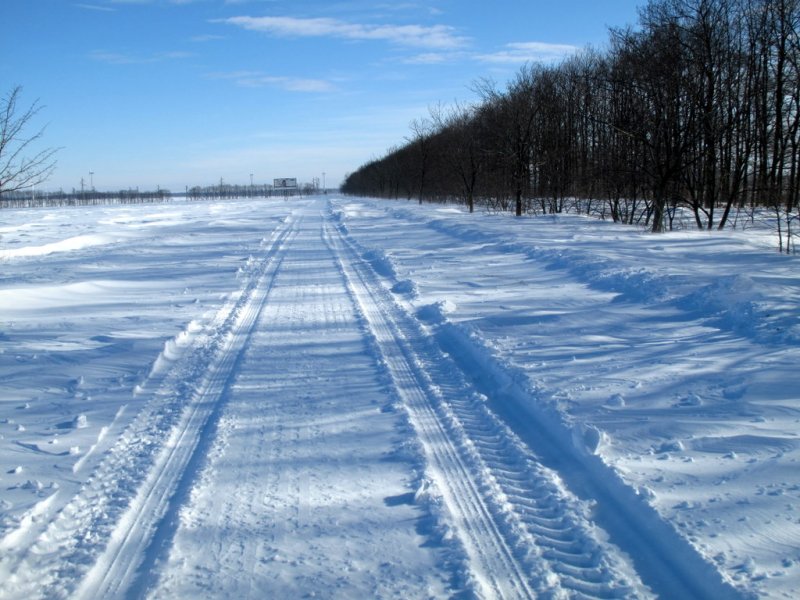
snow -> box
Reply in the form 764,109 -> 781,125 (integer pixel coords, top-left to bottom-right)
0,195 -> 798,598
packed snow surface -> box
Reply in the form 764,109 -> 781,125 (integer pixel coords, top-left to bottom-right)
0,196 -> 797,599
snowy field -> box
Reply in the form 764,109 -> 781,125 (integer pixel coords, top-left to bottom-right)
0,195 -> 797,599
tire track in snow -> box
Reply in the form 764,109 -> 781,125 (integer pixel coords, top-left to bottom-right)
326,206 -> 655,598
433,322 -> 747,600
335,200 -> 747,600
150,206 -> 450,599
0,210 -> 301,600
75,213 -> 300,600
325,214 -> 546,599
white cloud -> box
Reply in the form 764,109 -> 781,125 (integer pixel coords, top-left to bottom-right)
245,76 -> 336,93
191,34 -> 225,42
476,41 -> 579,65
108,0 -> 209,4
161,50 -> 193,59
402,52 -> 459,65
74,3 -> 116,11
221,15 -> 468,50
209,71 -> 337,93
89,51 -> 147,64
89,49 -> 192,64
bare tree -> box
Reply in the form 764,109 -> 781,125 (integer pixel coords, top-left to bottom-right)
407,117 -> 434,204
341,0 -> 800,251
0,86 -> 59,197
430,102 -> 485,213
476,67 -> 542,217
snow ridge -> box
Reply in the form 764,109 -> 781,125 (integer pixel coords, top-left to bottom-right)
387,206 -> 795,345
0,212 -> 300,599
326,205 -> 648,598
433,321 -> 746,599
337,201 -> 748,599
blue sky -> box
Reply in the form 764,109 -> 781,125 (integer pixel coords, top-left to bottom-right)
3,1 -> 643,192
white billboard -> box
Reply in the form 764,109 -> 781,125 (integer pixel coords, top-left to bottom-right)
273,178 -> 297,189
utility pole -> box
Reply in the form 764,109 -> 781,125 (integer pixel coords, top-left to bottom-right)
322,171 -> 326,194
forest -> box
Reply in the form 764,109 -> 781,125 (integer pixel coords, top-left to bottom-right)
341,0 -> 800,251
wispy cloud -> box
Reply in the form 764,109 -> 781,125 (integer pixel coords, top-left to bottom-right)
356,3 -> 445,17
209,71 -> 337,93
221,15 -> 468,50
191,34 -> 225,42
74,3 -> 116,11
89,49 -> 192,64
224,0 -> 280,4
476,41 -> 579,65
161,50 -> 193,59
108,0 -> 208,4
245,76 -> 336,93
402,52 -> 462,65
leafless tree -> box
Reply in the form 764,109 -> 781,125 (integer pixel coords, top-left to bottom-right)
342,0 -> 800,250
0,86 -> 59,197
430,102 -> 485,212
407,117 -> 434,204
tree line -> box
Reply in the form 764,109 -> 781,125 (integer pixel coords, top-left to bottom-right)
186,181 -> 318,200
341,0 -> 800,250
0,187 -> 172,209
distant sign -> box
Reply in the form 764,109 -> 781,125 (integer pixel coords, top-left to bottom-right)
273,178 -> 297,189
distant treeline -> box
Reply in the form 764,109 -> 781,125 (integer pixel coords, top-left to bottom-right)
186,183 -> 318,200
341,0 -> 800,249
0,181 -> 323,209
0,188 -> 172,209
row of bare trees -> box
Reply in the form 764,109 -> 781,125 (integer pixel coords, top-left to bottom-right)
341,0 -> 800,249
0,187 -> 172,209
186,182 -> 315,200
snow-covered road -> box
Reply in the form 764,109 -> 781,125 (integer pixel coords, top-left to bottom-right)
2,196 -> 796,598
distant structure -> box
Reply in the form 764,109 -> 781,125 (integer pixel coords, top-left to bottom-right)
274,178 -> 298,197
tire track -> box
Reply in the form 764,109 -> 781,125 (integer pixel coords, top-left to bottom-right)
0,211 -> 301,600
333,200 -> 747,600
150,206 -> 450,599
325,207 -> 651,599
324,217 -> 539,599
75,213 -> 300,600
